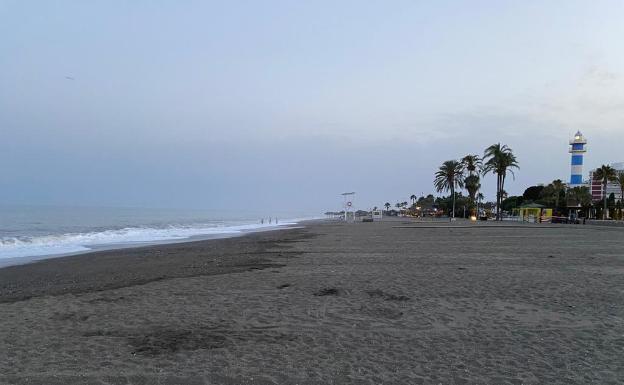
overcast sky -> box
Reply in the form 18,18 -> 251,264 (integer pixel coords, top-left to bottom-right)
1,0 -> 623,213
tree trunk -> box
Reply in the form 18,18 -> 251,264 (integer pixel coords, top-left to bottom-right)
603,181 -> 608,220
451,185 -> 455,218
500,176 -> 503,221
500,174 -> 504,220
495,176 -> 499,221
497,174 -> 502,221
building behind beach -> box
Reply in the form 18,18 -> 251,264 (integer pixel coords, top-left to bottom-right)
589,162 -> 624,202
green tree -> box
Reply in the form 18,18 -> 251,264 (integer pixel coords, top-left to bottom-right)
551,179 -> 565,210
475,191 -> 485,217
483,144 -> 519,220
462,154 -> 482,215
501,196 -> 524,213
384,202 -> 391,212
476,192 -> 484,202
568,186 -> 592,217
417,194 -> 435,209
615,172 -> 624,219
464,175 -> 481,209
593,165 -> 617,219
608,193 -> 616,212
539,180 -> 566,211
434,192 -> 470,217
434,160 -> 465,218
461,155 -> 481,176
523,185 -> 544,202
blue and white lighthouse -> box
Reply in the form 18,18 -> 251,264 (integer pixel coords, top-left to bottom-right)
569,131 -> 587,187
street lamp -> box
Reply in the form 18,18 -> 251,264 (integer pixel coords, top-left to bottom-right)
341,192 -> 356,222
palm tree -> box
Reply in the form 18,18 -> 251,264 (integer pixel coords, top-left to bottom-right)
594,165 -> 617,219
410,194 -> 417,205
434,160 -> 465,218
483,143 -> 519,220
461,154 -> 481,176
476,192 -> 485,216
464,174 -> 481,206
384,202 -> 391,212
462,154 -> 482,216
615,172 -> 624,220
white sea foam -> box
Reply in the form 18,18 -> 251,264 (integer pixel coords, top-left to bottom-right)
0,219 -> 308,260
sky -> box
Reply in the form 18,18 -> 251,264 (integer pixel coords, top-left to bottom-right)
1,0 -> 623,213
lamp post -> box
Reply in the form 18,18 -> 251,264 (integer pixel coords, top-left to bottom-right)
341,192 -> 356,222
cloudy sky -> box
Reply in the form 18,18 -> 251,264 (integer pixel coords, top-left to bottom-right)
1,0 -> 623,213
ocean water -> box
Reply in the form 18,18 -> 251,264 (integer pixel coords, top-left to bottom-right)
0,205 -> 318,265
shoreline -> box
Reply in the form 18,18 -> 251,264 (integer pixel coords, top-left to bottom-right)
0,221 -> 319,304
0,218 -> 320,269
0,220 -> 321,304
1,219 -> 623,383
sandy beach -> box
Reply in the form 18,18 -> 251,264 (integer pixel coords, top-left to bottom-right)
1,219 -> 623,384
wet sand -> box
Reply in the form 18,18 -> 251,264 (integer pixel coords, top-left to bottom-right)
1,219 -> 623,384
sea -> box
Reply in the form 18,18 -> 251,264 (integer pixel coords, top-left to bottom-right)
0,205 -> 320,267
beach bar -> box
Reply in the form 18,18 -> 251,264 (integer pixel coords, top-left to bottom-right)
515,203 -> 553,223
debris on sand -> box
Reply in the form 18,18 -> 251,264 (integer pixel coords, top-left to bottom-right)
314,288 -> 339,296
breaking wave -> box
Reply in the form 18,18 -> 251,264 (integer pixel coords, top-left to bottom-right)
0,220 -> 301,260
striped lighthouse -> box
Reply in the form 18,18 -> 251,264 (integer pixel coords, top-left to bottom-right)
569,131 -> 587,187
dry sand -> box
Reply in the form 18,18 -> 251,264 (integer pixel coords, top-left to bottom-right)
0,219 -> 623,384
